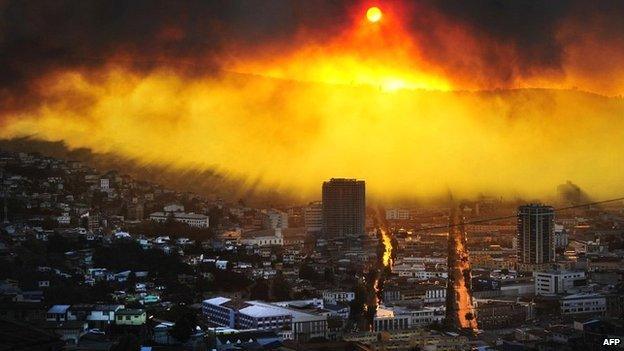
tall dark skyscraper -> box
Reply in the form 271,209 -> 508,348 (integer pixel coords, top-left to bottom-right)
322,178 -> 365,237
517,204 -> 555,265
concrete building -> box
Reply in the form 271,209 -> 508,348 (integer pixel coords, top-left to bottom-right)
322,178 -> 365,238
406,307 -> 445,327
149,211 -> 209,228
517,204 -> 555,266
304,201 -> 323,235
322,291 -> 355,304
263,209 -> 288,230
343,329 -> 470,351
534,270 -> 586,296
554,223 -> 569,249
241,228 -> 284,247
385,208 -> 410,220
202,297 -> 327,342
474,299 -> 535,329
560,293 -> 606,316
373,307 -> 410,332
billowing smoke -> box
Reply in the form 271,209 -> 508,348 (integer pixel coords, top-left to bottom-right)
2,0 -> 624,110
1,1 -> 624,201
557,181 -> 590,205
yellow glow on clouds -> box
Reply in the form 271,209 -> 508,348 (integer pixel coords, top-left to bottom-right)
2,67 -> 624,200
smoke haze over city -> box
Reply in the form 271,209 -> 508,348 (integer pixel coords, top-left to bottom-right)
2,1 -> 624,201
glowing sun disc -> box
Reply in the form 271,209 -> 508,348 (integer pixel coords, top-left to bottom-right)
366,6 -> 382,23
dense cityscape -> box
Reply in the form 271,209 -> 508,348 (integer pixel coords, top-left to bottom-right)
0,150 -> 622,350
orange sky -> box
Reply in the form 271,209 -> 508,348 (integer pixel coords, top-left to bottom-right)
1,3 -> 624,201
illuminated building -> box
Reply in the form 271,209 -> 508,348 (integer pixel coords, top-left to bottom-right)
321,178 -> 365,238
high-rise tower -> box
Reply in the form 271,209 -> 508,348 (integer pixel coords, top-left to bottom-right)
322,178 -> 365,238
517,204 -> 555,265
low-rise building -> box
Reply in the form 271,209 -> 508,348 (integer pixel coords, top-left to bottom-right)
322,290 -> 355,304
202,297 -> 327,342
560,293 -> 606,316
46,305 -> 70,322
149,211 -> 209,228
534,270 -> 586,296
474,299 -> 535,329
115,309 -> 147,326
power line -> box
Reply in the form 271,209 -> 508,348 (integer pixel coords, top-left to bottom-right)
405,196 -> 624,233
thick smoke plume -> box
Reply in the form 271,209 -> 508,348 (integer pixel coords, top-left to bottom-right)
1,1 -> 624,201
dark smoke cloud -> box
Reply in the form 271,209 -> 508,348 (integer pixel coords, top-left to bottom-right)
1,0 -> 623,111
557,180 -> 590,205
412,0 -> 570,82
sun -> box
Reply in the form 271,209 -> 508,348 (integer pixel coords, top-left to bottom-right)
366,6 -> 382,23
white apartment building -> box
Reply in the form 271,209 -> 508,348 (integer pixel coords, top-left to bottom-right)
373,307 -> 410,332
392,264 -> 448,280
263,209 -> 288,229
407,307 -> 445,327
534,270 -> 586,296
322,291 -> 355,304
149,211 -> 209,228
241,228 -> 284,247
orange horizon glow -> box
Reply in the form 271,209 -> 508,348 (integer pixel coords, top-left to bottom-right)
226,3 -> 452,92
1,2 -> 624,202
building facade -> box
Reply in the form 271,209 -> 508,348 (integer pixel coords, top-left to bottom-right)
534,270 -> 586,296
322,178 -> 365,238
202,297 -> 327,341
560,293 -> 606,316
304,201 -> 323,235
517,204 -> 555,265
149,211 -> 209,228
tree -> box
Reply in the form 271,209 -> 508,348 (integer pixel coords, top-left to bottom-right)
170,316 -> 194,343
111,334 -> 140,351
324,267 -> 335,284
299,262 -> 319,281
250,279 -> 270,300
327,315 -> 343,330
272,273 -> 292,301
348,283 -> 367,321
42,216 -> 58,230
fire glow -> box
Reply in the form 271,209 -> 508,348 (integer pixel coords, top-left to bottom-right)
445,207 -> 478,330
227,4 -> 452,92
381,228 -> 393,267
1,3 -> 624,201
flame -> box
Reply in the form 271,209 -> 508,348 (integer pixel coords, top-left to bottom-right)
381,228 -> 393,267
